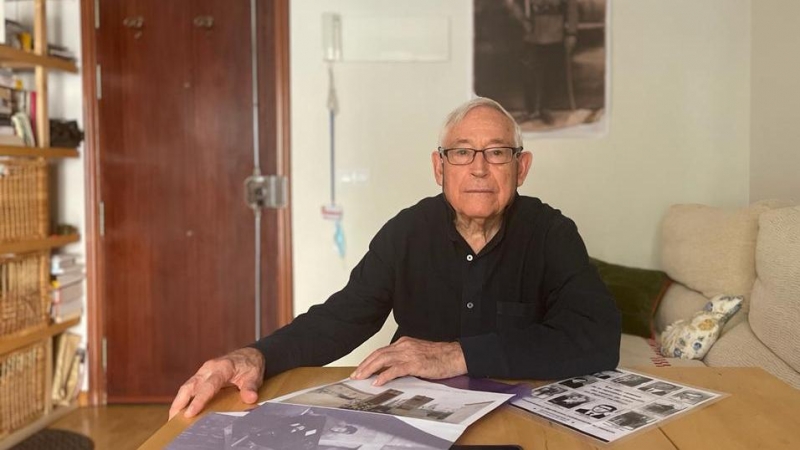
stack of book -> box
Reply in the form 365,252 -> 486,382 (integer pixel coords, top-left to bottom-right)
48,43 -> 77,62
50,253 -> 85,323
0,67 -> 34,147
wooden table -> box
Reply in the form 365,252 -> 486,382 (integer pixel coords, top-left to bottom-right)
141,366 -> 800,449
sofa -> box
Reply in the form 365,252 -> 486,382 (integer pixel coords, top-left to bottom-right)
614,201 -> 800,389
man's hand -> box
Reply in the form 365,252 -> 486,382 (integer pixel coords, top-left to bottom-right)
350,337 -> 467,386
168,347 -> 266,420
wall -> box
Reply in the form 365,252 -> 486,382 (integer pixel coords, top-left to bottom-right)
522,0 -> 751,268
290,0 -> 752,367
290,0 -> 471,367
749,0 -> 800,202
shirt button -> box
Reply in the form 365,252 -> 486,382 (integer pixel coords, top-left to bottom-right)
466,302 -> 474,309
466,254 -> 474,261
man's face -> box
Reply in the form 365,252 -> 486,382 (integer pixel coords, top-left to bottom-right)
432,107 -> 532,222
592,405 -> 615,413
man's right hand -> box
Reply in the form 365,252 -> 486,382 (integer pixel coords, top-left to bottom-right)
168,347 -> 266,420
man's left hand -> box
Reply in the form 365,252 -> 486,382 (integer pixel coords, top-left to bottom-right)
350,337 -> 468,386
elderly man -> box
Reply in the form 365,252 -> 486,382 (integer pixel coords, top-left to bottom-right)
169,97 -> 620,420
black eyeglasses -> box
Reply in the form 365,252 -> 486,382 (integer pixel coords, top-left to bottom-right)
438,146 -> 523,165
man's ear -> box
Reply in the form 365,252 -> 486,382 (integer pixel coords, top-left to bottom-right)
431,151 -> 444,187
515,151 -> 533,187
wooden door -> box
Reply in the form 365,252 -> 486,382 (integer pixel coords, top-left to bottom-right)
94,0 -> 291,402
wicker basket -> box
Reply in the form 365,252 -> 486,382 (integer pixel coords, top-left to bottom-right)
0,158 -> 49,243
0,340 -> 46,438
0,252 -> 51,338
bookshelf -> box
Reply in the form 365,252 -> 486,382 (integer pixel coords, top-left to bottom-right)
0,317 -> 79,356
0,144 -> 78,158
0,233 -> 79,254
0,0 -> 82,447
0,44 -> 78,72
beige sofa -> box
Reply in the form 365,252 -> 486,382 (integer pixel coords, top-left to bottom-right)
618,201 -> 800,389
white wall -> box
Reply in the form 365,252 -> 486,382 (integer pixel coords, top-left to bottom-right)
291,0 -> 471,366
523,0 -> 751,268
750,0 -> 800,203
290,0 -> 752,367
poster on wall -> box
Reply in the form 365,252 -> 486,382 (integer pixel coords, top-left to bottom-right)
473,0 -> 610,137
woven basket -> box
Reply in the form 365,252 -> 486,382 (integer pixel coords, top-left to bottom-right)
0,158 -> 48,243
0,252 -> 51,338
0,340 -> 46,438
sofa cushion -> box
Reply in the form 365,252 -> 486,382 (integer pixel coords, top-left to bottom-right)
748,206 -> 800,374
659,202 -> 781,308
659,295 -> 742,359
590,257 -> 671,338
703,321 -> 800,389
653,283 -> 708,335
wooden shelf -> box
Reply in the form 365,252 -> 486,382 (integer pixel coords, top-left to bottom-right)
0,317 -> 80,356
0,234 -> 80,255
0,402 -> 78,450
0,45 -> 78,73
0,145 -> 79,158
0,3 -> 84,447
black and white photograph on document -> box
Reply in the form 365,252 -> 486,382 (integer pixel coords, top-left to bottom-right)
167,402 -> 453,450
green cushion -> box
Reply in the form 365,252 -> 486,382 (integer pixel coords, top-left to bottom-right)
590,257 -> 671,339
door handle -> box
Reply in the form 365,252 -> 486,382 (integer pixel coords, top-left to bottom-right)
193,16 -> 215,29
123,16 -> 144,29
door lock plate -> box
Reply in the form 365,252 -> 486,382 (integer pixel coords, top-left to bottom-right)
245,175 -> 287,210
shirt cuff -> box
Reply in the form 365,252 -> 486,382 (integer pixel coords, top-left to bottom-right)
459,333 -> 509,378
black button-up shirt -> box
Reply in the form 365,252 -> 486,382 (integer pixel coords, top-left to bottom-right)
253,194 -> 621,379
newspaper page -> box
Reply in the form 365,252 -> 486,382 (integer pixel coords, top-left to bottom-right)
168,376 -> 514,450
511,368 -> 723,443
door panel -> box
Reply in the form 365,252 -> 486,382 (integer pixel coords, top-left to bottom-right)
96,0 -> 282,402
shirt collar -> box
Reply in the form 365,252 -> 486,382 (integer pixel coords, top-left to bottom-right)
440,192 -> 519,254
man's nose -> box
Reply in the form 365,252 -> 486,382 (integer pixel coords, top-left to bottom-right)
469,151 -> 489,175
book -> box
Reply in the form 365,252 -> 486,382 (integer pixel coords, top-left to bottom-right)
11,112 -> 35,146
52,332 -> 83,405
0,134 -> 24,146
52,271 -> 85,288
51,280 -> 84,304
0,69 -> 12,88
52,299 -> 82,323
51,253 -> 80,271
51,262 -> 85,276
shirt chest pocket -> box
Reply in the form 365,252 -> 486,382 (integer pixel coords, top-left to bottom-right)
496,301 -> 538,330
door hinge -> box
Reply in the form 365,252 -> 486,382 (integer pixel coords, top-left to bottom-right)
96,65 -> 102,100
245,175 -> 288,210
101,336 -> 108,373
94,0 -> 100,29
99,201 -> 105,236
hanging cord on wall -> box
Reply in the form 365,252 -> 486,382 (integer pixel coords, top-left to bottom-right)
322,63 -> 345,258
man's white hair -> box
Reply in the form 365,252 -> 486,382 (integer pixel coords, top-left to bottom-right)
438,97 -> 523,148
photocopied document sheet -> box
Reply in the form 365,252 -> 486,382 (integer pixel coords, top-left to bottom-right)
168,376 -> 515,450
511,368 -> 724,443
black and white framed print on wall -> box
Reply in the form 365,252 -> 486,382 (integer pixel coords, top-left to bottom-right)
473,0 -> 610,137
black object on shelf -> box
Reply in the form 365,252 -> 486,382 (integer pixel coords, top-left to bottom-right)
49,119 -> 84,148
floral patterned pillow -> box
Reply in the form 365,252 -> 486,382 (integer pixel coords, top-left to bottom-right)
659,295 -> 743,359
